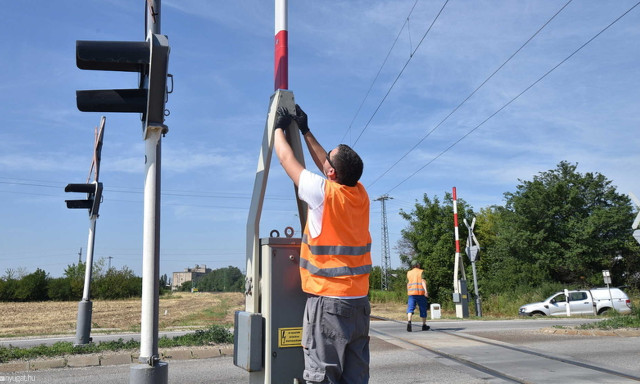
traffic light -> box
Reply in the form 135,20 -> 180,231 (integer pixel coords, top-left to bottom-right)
65,182 -> 103,217
76,34 -> 170,136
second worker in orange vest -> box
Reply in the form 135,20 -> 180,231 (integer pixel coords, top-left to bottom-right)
406,260 -> 430,332
274,104 -> 372,384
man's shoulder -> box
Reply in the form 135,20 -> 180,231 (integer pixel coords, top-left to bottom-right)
299,169 -> 326,188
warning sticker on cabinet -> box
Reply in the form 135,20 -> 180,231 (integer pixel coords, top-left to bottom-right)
278,327 -> 302,348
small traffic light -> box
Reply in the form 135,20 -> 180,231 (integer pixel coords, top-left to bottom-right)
65,182 -> 103,217
75,34 -> 170,136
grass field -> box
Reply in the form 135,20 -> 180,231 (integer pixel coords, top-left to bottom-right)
0,292 -> 423,338
0,292 -> 244,338
4,291 -> 634,339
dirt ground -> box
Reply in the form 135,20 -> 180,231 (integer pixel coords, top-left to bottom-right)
0,293 -> 419,338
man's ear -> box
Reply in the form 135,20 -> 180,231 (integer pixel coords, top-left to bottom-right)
326,167 -> 337,181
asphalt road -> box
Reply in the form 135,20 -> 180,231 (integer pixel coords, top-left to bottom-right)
3,318 -> 639,383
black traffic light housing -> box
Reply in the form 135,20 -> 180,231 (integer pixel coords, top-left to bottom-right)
75,34 -> 170,136
65,182 -> 103,217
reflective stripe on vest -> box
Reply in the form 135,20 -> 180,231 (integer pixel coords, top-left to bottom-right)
300,239 -> 372,278
302,234 -> 371,257
407,268 -> 425,295
300,180 -> 371,297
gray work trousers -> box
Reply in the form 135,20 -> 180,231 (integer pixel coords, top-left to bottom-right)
302,295 -> 371,384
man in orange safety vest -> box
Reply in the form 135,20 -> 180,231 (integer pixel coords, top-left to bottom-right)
274,104 -> 372,384
406,260 -> 430,332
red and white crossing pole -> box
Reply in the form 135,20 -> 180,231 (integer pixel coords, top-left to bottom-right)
453,187 -> 461,297
274,0 -> 288,90
452,187 -> 468,318
453,187 -> 461,259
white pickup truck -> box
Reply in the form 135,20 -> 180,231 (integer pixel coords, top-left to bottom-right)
519,287 -> 632,316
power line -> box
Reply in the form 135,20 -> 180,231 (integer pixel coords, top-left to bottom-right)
367,0 -> 573,189
384,1 -> 640,194
352,0 -> 451,147
340,0 -> 420,145
0,177 -> 292,202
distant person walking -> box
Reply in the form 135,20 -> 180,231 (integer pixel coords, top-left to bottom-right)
406,260 -> 429,332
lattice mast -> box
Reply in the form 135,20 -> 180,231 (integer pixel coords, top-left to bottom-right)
375,194 -> 393,290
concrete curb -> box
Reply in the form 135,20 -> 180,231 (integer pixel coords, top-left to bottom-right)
0,345 -> 234,373
539,327 -> 640,337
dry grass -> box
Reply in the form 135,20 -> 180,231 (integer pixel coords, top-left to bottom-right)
0,293 -> 440,338
370,301 -> 409,321
0,292 -> 244,338
370,301 -> 461,321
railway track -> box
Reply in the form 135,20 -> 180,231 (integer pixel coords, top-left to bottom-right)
369,316 -> 640,383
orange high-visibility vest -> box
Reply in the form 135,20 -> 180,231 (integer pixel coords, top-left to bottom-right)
407,268 -> 425,296
300,180 -> 372,297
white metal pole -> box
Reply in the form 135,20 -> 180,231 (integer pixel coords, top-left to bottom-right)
82,217 -> 96,301
75,215 -> 97,345
140,128 -> 161,361
139,0 -> 162,363
131,1 -> 168,383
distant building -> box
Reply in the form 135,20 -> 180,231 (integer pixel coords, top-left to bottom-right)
172,264 -> 211,291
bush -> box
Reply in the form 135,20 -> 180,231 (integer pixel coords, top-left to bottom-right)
578,304 -> 640,330
47,277 -> 74,301
481,282 -> 564,316
0,279 -> 18,301
14,269 -> 48,301
93,267 -> 142,299
369,289 -> 405,304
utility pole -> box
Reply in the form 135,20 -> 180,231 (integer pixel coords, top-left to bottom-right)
78,248 -> 82,264
374,194 -> 393,290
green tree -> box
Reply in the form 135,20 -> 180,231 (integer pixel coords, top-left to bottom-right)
15,268 -> 49,301
93,266 -> 142,299
485,161 -> 640,291
47,277 -> 73,301
369,266 -> 382,290
0,278 -> 18,301
179,280 -> 193,292
369,266 -> 405,292
197,267 -> 244,292
398,193 -> 474,304
159,273 -> 170,294
64,262 -> 86,300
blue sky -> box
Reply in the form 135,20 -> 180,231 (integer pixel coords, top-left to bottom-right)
1,1 -> 639,279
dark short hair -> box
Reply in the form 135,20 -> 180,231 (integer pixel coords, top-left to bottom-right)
333,144 -> 363,187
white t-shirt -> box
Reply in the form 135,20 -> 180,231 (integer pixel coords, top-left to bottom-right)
297,169 -> 326,239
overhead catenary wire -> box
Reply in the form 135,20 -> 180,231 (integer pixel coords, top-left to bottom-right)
351,0 -> 451,147
384,1 -> 640,195
340,0 -> 419,145
367,0 -> 573,189
0,177 -> 291,201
